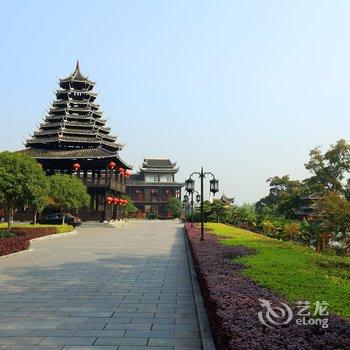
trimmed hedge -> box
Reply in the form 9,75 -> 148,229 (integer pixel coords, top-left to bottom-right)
185,223 -> 350,350
0,225 -> 74,257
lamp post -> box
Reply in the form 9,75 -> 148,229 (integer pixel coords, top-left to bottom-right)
190,190 -> 201,228
185,167 -> 219,240
182,193 -> 189,223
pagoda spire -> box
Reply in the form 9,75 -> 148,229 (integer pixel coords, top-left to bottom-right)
76,59 -> 80,70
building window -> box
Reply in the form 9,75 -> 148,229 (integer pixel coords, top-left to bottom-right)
145,174 -> 158,182
160,174 -> 173,182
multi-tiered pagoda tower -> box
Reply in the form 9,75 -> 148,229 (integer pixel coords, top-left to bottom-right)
21,61 -> 132,221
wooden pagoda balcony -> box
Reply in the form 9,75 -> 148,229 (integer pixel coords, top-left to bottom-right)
78,175 -> 126,193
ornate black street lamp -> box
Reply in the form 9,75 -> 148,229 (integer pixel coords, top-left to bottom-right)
186,167 -> 219,240
190,190 -> 201,228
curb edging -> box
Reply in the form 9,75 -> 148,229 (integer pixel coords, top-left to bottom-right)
29,230 -> 77,243
184,227 -> 216,350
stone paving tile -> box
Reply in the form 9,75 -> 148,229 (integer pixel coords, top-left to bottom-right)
94,337 -> 148,346
0,346 -> 63,350
124,330 -> 174,338
148,337 -> 201,347
0,221 -> 202,349
40,337 -> 96,346
104,323 -> 152,330
0,336 -> 45,345
63,347 -> 117,350
118,347 -> 172,350
74,329 -> 126,337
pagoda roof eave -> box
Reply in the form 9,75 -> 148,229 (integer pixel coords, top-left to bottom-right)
59,62 -> 96,86
140,166 -> 179,174
59,77 -> 96,86
55,89 -> 97,97
19,147 -> 132,169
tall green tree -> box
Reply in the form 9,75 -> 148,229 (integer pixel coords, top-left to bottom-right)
316,191 -> 350,252
165,197 -> 182,218
30,174 -> 50,225
0,152 -> 48,229
232,203 -> 257,228
255,175 -> 303,218
120,195 -> 138,218
208,199 -> 232,223
49,174 -> 90,224
304,139 -> 350,193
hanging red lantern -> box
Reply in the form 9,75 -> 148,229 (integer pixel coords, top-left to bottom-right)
118,167 -> 125,173
125,170 -> 131,176
106,196 -> 113,204
73,163 -> 81,171
108,161 -> 116,170
113,197 -> 119,204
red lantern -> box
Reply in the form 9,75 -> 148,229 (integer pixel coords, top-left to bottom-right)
125,170 -> 131,176
106,196 -> 113,204
108,161 -> 116,169
113,197 -> 119,204
118,167 -> 125,173
124,200 -> 128,205
73,163 -> 80,171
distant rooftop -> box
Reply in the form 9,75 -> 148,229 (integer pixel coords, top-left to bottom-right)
220,194 -> 235,205
142,158 -> 176,169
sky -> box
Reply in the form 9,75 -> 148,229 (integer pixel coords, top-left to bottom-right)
1,0 -> 350,204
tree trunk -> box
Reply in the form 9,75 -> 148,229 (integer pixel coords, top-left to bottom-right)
6,200 -> 14,230
33,210 -> 37,226
61,206 -> 65,225
7,209 -> 12,230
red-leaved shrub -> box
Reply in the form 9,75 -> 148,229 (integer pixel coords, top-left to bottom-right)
186,224 -> 350,350
0,227 -> 57,257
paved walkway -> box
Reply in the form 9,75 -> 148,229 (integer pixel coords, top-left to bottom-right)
0,220 -> 201,350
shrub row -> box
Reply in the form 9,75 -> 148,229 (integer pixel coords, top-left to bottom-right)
185,224 -> 350,350
0,225 -> 73,257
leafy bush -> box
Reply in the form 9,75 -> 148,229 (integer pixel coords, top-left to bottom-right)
165,197 -> 182,218
10,227 -> 57,236
54,225 -> 74,233
148,212 -> 157,220
0,224 -> 74,256
282,221 -> 301,241
0,231 -> 16,239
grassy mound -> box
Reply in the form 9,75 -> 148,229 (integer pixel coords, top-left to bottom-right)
206,223 -> 350,318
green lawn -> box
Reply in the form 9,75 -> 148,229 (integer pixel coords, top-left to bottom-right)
205,223 -> 350,318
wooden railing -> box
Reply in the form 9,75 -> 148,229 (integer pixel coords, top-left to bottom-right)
82,177 -> 125,192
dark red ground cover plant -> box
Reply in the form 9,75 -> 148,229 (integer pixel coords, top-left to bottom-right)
0,227 -> 57,256
185,224 -> 350,350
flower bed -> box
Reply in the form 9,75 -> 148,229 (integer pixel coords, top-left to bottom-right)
185,224 -> 350,350
0,225 -> 73,257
